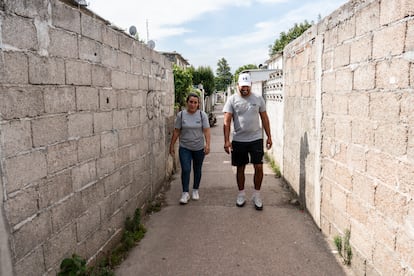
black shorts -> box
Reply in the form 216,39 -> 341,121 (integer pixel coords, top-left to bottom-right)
231,139 -> 264,166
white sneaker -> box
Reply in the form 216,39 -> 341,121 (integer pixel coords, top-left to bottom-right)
236,192 -> 246,207
252,193 -> 263,210
179,192 -> 190,204
192,190 -> 199,200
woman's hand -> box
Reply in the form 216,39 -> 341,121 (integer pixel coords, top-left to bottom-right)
204,145 -> 210,155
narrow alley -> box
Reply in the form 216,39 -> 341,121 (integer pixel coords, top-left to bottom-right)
115,104 -> 349,276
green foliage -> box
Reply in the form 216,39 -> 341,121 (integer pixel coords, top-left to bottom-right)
58,209 -> 146,275
334,229 -> 352,265
173,64 -> 193,109
233,64 -> 258,84
190,65 -> 216,96
269,20 -> 313,56
58,254 -> 87,276
264,153 -> 281,178
215,58 -> 233,92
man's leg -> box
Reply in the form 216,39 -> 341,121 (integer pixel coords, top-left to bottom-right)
236,165 -> 246,191
253,163 -> 263,190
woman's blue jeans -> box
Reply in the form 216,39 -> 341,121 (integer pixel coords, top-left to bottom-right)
179,146 -> 205,193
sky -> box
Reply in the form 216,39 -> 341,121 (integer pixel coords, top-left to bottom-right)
88,0 -> 348,74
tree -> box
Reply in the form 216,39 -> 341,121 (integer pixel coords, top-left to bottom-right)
233,64 -> 258,84
190,66 -> 215,96
269,20 -> 312,56
172,64 -> 192,109
215,58 -> 232,92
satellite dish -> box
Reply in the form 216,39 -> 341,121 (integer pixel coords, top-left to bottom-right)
147,40 -> 155,49
129,26 -> 137,36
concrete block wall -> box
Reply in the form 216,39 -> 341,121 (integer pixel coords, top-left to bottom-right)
0,0 -> 175,275
283,0 -> 414,274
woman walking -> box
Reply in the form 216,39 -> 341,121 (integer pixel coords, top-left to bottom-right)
169,93 -> 211,204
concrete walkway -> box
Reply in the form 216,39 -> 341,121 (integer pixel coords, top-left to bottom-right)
115,104 -> 350,276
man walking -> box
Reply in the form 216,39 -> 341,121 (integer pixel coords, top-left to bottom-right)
223,72 -> 272,210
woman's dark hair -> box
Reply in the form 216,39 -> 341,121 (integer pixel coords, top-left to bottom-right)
186,93 -> 200,103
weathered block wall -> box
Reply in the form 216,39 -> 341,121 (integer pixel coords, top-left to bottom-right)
283,0 -> 414,275
0,0 -> 175,274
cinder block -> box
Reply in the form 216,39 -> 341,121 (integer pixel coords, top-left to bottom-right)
118,128 -> 132,146
374,123 -> 408,156
100,131 -> 118,155
0,86 -> 44,120
94,112 -> 113,133
334,162 -> 352,191
2,15 -> 37,50
49,28 -> 78,59
32,115 -> 68,147
5,150 -> 47,193
102,27 -> 119,49
119,34 -> 133,55
127,73 -> 139,90
68,112 -> 93,138
1,119 -> 32,158
366,150 -> 399,186
131,91 -> 145,108
103,170 -> 120,196
117,91 -> 132,109
51,0 -> 80,33
66,60 -> 91,85
101,45 -> 117,68
46,140 -> 77,174
43,224 -> 76,268
347,196 -> 369,224
29,55 -> 65,85
373,241 -> 404,275
116,147 -> 131,169
12,211 -> 52,259
38,171 -> 72,209
80,181 -> 104,210
50,194 -> 83,233
407,21 -> 414,52
349,220 -> 374,260
0,51 -> 29,84
76,86 -> 98,111
131,57 -> 143,75
369,213 -> 398,251
373,23 -> 406,59
44,86 -> 76,114
377,58 -> 410,89
92,65 -> 111,88
6,0 -> 49,19
355,1 -> 380,36
352,171 -> 374,205
80,14 -> 102,42
99,89 -> 117,111
351,119 -> 374,146
116,51 -> 131,72
370,92 -> 401,122
350,36 -> 372,64
77,135 -> 100,162
14,246 -> 45,276
353,63 -> 375,90
380,0 -> 414,26
396,221 -> 414,270
79,37 -> 101,63
112,70 -> 127,89
5,186 -> 38,226
349,93 -> 369,117
72,160 -> 97,191
127,110 -> 140,127
97,152 -> 116,177
76,205 -> 101,242
113,110 -> 128,130
335,69 -> 353,92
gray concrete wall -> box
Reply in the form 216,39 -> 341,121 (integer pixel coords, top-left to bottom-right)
0,0 -> 175,274
283,0 -> 414,274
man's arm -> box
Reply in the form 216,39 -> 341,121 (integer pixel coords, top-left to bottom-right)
223,112 -> 233,154
259,111 -> 272,149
